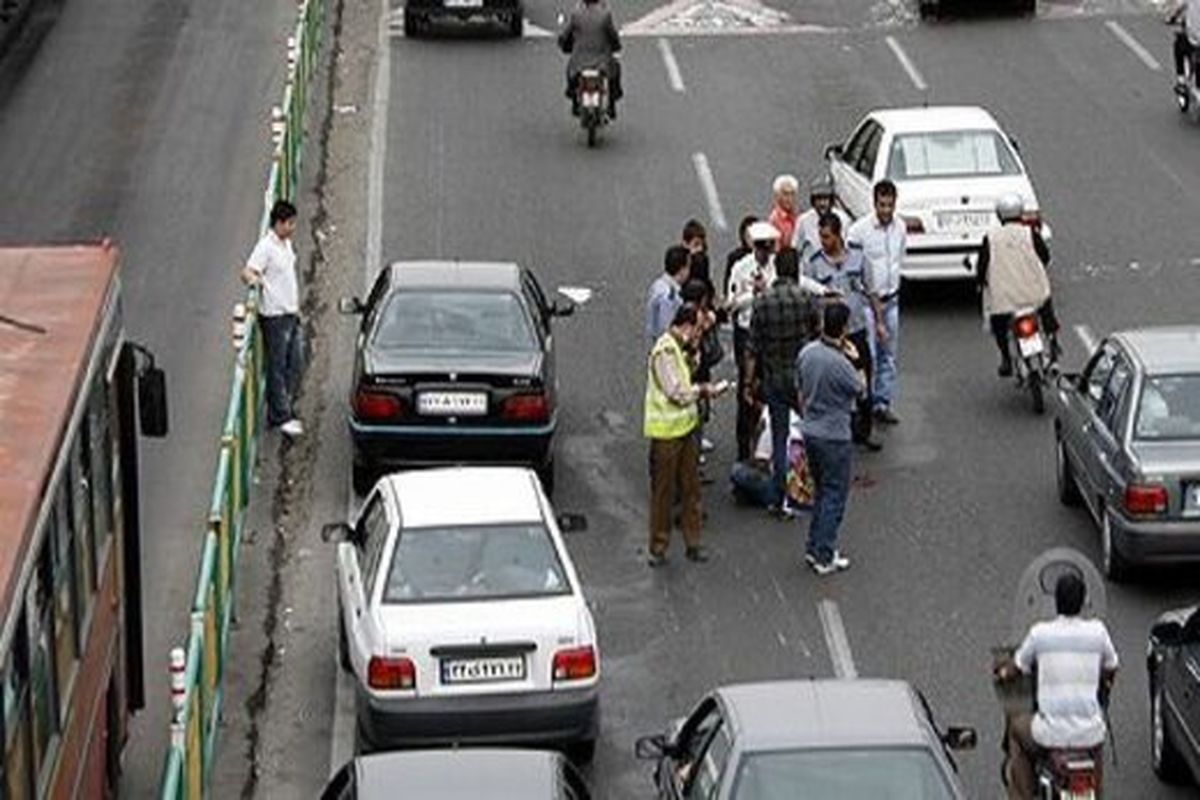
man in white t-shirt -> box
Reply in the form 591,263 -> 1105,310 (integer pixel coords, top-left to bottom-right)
998,572 -> 1119,799
241,200 -> 304,437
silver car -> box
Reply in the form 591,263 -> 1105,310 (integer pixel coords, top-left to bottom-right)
635,680 -> 975,799
1051,326 -> 1200,579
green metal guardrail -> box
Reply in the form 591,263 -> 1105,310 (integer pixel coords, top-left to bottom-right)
159,0 -> 325,796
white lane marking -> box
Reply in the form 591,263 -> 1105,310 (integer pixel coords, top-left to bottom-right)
523,19 -> 554,37
1074,324 -> 1098,353
1105,20 -> 1161,72
657,37 -> 686,92
885,35 -> 927,91
818,599 -> 858,679
365,0 -> 391,290
691,153 -> 728,232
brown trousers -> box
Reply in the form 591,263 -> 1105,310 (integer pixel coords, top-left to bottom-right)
648,433 -> 702,556
1005,711 -> 1104,799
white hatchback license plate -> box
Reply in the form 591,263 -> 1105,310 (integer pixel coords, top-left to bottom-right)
937,211 -> 993,231
444,0 -> 483,7
418,391 -> 487,416
1017,333 -> 1044,358
441,656 -> 525,684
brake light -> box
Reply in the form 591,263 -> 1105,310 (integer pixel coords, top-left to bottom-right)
552,646 -> 597,682
354,389 -> 403,421
368,656 -> 416,690
901,215 -> 924,234
1125,484 -> 1168,516
1013,315 -> 1039,339
1066,767 -> 1097,793
502,392 -> 551,423
580,73 -> 603,91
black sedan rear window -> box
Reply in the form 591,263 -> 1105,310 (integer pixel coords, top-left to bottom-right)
373,291 -> 536,352
1135,374 -> 1200,440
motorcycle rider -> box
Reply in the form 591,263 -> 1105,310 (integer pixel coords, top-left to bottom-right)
995,572 -> 1119,800
976,193 -> 1060,378
1168,0 -> 1200,90
558,0 -> 622,119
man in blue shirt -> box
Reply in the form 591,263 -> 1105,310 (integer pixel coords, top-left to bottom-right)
645,245 -> 691,348
796,302 -> 865,575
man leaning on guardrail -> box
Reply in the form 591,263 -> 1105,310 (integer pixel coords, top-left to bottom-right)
241,199 -> 305,437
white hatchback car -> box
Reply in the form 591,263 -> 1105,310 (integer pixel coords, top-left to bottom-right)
333,466 -> 599,758
826,106 -> 1050,281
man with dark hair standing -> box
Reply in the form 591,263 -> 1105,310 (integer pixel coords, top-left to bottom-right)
997,573 -> 1119,800
848,179 -> 905,426
643,303 -> 726,567
645,244 -> 691,347
746,247 -> 819,516
242,199 -> 304,437
795,302 -> 863,575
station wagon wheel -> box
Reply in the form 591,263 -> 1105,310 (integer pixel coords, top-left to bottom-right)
1151,671 -> 1189,782
1100,507 -> 1130,582
1055,437 -> 1080,506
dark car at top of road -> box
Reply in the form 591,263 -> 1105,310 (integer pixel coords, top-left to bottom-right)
400,0 -> 523,40
1051,326 -> 1200,580
635,679 -> 976,799
342,260 -> 575,496
1147,604 -> 1200,788
321,748 -> 591,799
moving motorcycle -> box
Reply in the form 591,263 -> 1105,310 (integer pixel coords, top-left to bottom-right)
1010,307 -> 1054,415
993,548 -> 1112,799
575,66 -> 611,147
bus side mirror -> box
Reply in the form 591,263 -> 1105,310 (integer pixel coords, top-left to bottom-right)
138,364 -> 169,438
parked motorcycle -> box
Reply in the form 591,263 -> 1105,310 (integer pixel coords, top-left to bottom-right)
1010,307 -> 1053,415
992,548 -> 1112,799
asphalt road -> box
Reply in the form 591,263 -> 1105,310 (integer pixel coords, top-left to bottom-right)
0,0 -> 295,794
145,0 -> 1200,797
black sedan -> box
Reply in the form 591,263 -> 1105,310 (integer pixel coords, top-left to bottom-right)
341,260 -> 574,496
321,748 -> 591,799
1148,604 -> 1200,786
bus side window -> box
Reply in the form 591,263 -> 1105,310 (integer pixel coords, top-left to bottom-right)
88,379 -> 115,573
26,551 -> 58,784
51,483 -> 79,714
72,421 -> 96,630
4,619 -> 34,800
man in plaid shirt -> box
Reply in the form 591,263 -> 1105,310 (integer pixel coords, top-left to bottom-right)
746,247 -> 821,514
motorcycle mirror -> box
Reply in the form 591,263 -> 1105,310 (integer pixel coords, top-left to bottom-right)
942,727 -> 977,751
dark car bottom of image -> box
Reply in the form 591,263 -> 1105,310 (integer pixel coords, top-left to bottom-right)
355,686 -> 599,757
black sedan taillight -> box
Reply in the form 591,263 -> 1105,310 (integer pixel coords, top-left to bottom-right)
501,392 -> 550,424
354,388 -> 405,421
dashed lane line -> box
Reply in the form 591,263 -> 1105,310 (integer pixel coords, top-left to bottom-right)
818,599 -> 858,680
658,37 -> 686,92
1104,20 -> 1161,72
691,152 -> 728,232
1075,324 -> 1098,353
885,35 -> 927,92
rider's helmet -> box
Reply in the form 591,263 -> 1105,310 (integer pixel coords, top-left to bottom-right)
809,175 -> 836,199
995,193 -> 1025,223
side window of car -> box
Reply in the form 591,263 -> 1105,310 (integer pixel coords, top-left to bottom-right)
1098,357 -> 1132,435
690,724 -> 733,800
319,763 -> 355,800
842,121 -> 872,168
856,123 -> 884,177
522,270 -> 551,334
363,269 -> 390,330
1082,344 -> 1116,407
358,492 -> 391,595
678,700 -> 724,798
1181,609 -> 1200,645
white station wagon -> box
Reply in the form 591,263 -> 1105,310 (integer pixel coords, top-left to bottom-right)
333,467 -> 599,758
826,106 -> 1050,281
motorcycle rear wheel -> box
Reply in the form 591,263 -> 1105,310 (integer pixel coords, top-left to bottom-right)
586,120 -> 597,147
1028,372 -> 1045,414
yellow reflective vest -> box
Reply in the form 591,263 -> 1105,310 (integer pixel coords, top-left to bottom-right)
643,332 -> 700,440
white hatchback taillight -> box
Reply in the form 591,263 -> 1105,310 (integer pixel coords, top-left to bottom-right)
552,645 -> 596,682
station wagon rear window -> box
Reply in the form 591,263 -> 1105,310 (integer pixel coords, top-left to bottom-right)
886,130 -> 1021,181
384,523 -> 569,602
1135,374 -> 1200,440
373,291 -> 536,352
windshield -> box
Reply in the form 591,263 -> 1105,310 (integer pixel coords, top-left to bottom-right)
373,291 -> 536,352
886,130 -> 1022,181
383,524 -> 570,603
1135,374 -> 1200,440
732,748 -> 956,800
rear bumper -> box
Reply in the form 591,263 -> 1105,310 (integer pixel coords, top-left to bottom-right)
356,685 -> 598,751
1112,514 -> 1200,565
901,248 -> 979,281
350,417 -> 554,471
405,0 -> 519,16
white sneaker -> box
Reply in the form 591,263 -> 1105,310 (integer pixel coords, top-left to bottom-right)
280,419 -> 304,437
700,437 -> 715,453
807,550 -> 850,576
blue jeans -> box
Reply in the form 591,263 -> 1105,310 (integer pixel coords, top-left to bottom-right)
261,314 -> 303,426
804,436 -> 852,564
765,385 -> 792,508
730,461 -> 773,507
873,297 -> 899,410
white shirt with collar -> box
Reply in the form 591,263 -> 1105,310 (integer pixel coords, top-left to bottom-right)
847,213 -> 906,299
1014,615 -> 1119,749
728,252 -> 829,330
247,229 -> 299,317
793,206 -> 851,255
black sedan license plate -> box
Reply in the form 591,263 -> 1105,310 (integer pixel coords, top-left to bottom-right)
440,655 -> 525,685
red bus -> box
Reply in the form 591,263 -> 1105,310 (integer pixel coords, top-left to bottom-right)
0,243 -> 166,799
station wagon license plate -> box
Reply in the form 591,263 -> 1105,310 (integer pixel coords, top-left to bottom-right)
417,391 -> 487,416
441,655 -> 525,684
937,211 -> 993,231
